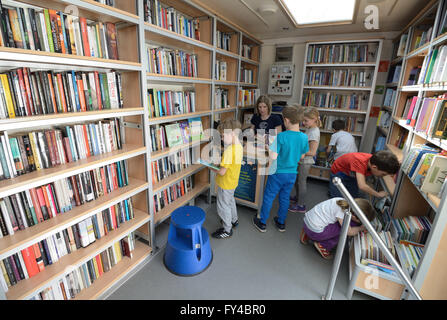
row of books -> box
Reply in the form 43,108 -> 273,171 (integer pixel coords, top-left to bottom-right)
417,45 -> 447,84
151,149 -> 193,184
0,68 -> 123,119
306,43 -> 377,64
0,1 -> 119,59
146,46 -> 198,78
216,31 -> 232,51
0,119 -> 122,180
242,44 -> 252,59
30,234 -> 135,300
0,160 -> 129,236
149,118 -> 203,152
93,0 -> 115,6
304,69 -> 373,87
237,88 -> 259,107
321,115 -> 365,133
401,94 -> 447,138
215,88 -> 230,109
376,111 -> 392,129
413,26 -> 433,50
215,60 -> 228,81
359,231 -> 396,265
0,199 -> 134,290
402,145 -> 447,197
301,91 -> 369,110
153,176 -> 192,215
387,65 -> 402,84
396,33 -> 408,57
240,68 -> 255,84
395,241 -> 424,277
389,215 -> 432,245
143,0 -> 201,41
147,88 -> 196,119
438,3 -> 447,37
390,127 -> 408,151
383,88 -> 397,107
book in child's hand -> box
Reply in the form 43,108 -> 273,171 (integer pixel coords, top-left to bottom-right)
198,158 -> 220,171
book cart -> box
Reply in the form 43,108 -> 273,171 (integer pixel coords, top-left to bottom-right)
0,0 -> 262,300
299,39 -> 383,181
353,0 -> 447,300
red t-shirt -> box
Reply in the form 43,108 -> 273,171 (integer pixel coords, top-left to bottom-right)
331,153 -> 373,177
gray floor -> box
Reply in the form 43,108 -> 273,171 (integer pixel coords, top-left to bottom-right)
107,179 -> 374,300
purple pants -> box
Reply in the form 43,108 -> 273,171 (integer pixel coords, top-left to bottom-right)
303,220 -> 360,251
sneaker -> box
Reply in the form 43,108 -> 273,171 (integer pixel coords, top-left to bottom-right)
212,228 -> 233,239
300,228 -> 309,245
252,216 -> 266,233
273,217 -> 285,232
289,203 -> 306,213
313,242 -> 333,260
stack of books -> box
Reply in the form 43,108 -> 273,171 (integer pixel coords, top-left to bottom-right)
146,45 -> 198,78
321,115 -> 364,133
237,88 -> 259,107
417,45 -> 447,84
0,159 -> 129,237
402,145 -> 447,197
215,60 -> 227,81
29,233 -> 136,300
240,68 -> 254,84
302,91 -> 368,110
143,0 -> 200,41
242,44 -> 252,59
413,26 -> 433,50
395,241 -> 424,277
0,118 -> 122,180
406,66 -> 422,85
0,198 -> 134,292
383,88 -> 398,107
216,31 -> 232,51
376,111 -> 392,129
390,215 -> 432,244
147,88 -> 196,118
150,119 -> 196,152
387,65 -> 402,84
0,1 -> 119,59
306,43 -> 377,64
359,230 -> 396,265
304,69 -> 372,87
153,176 -> 192,215
151,149 -> 193,185
0,68 -> 123,118
215,88 -> 229,109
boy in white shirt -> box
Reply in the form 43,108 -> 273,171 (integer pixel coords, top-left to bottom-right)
326,120 -> 358,161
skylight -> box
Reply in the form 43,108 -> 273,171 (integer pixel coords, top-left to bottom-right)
279,0 -> 357,26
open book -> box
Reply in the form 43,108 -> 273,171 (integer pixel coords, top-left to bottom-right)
198,159 -> 220,171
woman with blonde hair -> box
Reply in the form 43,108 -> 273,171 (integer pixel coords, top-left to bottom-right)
245,95 -> 283,136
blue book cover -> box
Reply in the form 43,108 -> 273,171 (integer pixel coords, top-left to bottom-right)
116,161 -> 123,187
157,90 -> 163,117
88,123 -> 99,156
71,71 -> 81,112
65,126 -> 78,162
59,12 -> 69,54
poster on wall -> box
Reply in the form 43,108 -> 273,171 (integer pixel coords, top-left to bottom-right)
235,158 -> 257,203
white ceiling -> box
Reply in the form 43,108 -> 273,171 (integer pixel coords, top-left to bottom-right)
205,0 -> 430,40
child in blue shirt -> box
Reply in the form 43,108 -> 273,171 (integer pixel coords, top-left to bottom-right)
253,106 -> 309,232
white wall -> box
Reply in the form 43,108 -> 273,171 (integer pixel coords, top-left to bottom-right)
259,31 -> 399,152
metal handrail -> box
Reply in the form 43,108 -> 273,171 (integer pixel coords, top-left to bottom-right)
322,177 -> 423,300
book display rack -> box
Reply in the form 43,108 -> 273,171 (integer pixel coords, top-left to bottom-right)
0,0 -> 262,300
355,0 -> 447,300
299,39 -> 383,181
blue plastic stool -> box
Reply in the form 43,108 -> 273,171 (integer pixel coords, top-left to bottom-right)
163,206 -> 213,276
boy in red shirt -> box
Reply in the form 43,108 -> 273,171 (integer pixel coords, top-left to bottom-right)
328,151 -> 400,199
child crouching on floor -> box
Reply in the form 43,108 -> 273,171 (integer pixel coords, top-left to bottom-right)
300,197 -> 375,259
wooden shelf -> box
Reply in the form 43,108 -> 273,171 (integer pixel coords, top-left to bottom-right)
151,138 -> 210,161
0,178 -> 148,260
317,108 -> 368,114
155,183 -> 210,225
147,110 -> 212,125
0,108 -> 145,131
147,72 -> 212,84
214,106 -> 238,114
0,145 -> 147,199
153,164 -> 206,193
303,85 -> 372,91
73,240 -> 151,300
5,209 -> 150,300
382,175 -> 396,197
306,63 -> 377,67
0,47 -> 141,71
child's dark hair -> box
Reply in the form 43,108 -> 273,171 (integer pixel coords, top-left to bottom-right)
336,198 -> 375,222
370,150 -> 400,174
332,119 -> 346,131
282,105 -> 303,124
